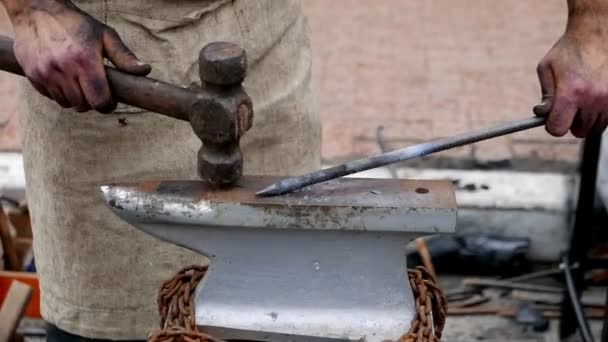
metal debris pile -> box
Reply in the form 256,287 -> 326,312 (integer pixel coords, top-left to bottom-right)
445,270 -> 607,332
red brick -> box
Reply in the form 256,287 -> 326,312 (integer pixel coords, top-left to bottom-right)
512,141 -> 581,162
473,136 -> 514,161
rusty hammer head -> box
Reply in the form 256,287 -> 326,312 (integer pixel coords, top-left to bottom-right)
188,42 -> 254,185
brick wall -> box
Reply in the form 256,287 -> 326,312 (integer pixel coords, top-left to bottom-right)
303,0 -> 580,170
0,2 -> 581,170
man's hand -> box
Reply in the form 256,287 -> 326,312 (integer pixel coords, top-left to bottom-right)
2,0 -> 151,112
534,0 -> 608,138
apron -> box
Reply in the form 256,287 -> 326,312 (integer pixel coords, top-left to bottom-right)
20,0 -> 320,338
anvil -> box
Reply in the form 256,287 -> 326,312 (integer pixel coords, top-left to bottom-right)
101,176 -> 457,341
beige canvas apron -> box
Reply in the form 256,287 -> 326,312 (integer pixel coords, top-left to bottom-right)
19,0 -> 320,339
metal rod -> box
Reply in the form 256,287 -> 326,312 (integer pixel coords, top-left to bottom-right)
503,268 -> 562,283
563,256 -> 595,342
602,284 -> 608,342
462,277 -> 563,294
256,116 -> 547,197
0,36 -> 24,76
560,133 -> 603,339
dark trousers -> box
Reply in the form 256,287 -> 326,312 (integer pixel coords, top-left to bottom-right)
46,324 -> 145,342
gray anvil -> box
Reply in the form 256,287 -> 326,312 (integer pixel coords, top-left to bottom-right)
101,176 -> 456,341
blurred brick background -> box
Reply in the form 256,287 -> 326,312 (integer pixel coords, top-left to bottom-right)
0,1 -> 581,170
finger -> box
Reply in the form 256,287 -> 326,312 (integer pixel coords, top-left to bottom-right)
78,61 -> 116,113
63,76 -> 90,112
533,95 -> 553,117
47,85 -> 70,108
537,59 -> 556,97
103,29 -> 151,76
28,80 -> 51,99
45,66 -> 83,109
25,67 -> 52,99
534,60 -> 556,116
590,112 -> 608,135
570,110 -> 598,138
570,89 -> 605,138
546,83 -> 578,137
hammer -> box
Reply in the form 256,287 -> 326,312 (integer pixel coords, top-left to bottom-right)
0,35 -> 253,185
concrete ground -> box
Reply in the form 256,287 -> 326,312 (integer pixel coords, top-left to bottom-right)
444,316 -> 604,342
16,276 -> 606,342
18,315 -> 604,342
439,276 -> 605,342
19,319 -> 605,342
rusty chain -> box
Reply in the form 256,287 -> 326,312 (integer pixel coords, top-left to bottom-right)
148,265 -> 447,342
148,265 -> 223,342
398,267 -> 447,342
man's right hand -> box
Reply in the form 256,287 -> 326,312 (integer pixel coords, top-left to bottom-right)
2,0 -> 151,112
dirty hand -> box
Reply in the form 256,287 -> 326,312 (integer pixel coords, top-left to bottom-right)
3,0 -> 151,112
534,1 -> 608,138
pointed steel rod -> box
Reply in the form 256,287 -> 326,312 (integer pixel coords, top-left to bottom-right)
256,116 -> 547,197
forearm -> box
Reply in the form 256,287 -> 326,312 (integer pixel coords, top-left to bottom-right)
568,0 -> 608,16
562,1 -> 608,43
568,0 -> 608,32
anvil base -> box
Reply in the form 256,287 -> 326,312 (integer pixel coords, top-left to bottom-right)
101,176 -> 456,341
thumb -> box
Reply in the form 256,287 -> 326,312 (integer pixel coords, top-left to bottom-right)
533,60 -> 555,117
103,28 -> 152,76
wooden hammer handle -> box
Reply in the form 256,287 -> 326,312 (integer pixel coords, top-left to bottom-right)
0,35 -> 195,121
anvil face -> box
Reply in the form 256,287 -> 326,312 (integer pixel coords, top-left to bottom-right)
101,176 -> 456,342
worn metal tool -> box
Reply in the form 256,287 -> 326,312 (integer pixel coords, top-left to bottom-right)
101,176 -> 457,341
0,36 -> 253,185
257,116 -> 547,196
